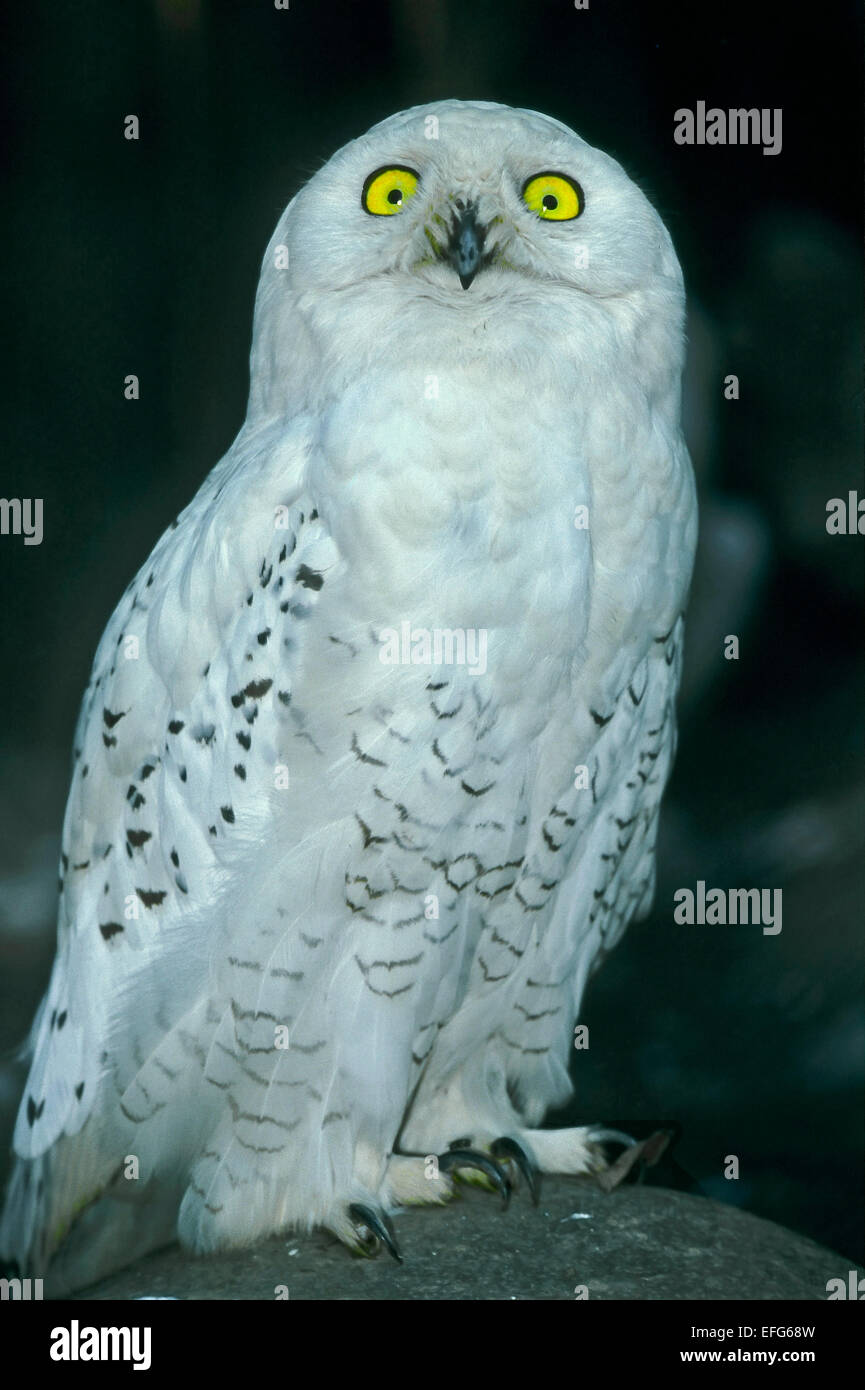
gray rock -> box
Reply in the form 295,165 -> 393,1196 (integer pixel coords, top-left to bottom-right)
78,1181 -> 859,1301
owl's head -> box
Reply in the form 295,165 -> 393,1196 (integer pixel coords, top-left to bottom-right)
250,101 -> 684,408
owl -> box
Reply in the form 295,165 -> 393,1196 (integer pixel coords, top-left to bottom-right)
1,100 -> 696,1292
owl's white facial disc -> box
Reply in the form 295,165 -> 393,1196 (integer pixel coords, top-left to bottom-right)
282,100 -> 680,302
250,100 -> 686,416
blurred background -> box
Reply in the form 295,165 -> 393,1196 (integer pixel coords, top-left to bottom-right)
1,0 -> 862,1267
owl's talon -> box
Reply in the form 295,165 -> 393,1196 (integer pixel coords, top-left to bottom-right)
491,1136 -> 541,1206
438,1148 -> 512,1208
347,1202 -> 403,1263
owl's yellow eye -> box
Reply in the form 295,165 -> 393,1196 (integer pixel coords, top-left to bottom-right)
362,166 -> 420,216
521,172 -> 583,221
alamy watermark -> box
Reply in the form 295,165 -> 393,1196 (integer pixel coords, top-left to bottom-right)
673,881 -> 782,935
674,103 -> 782,156
378,622 -> 488,676
0,497 -> 42,545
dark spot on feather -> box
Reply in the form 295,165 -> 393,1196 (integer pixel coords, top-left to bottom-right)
75,1082 -> 84,1100
234,764 -> 246,780
221,805 -> 235,823
170,848 -> 180,867
126,829 -> 152,849
236,730 -> 251,750
296,565 -> 324,591
103,707 -> 125,728
168,719 -> 184,734
136,888 -> 167,908
257,629 -> 271,645
57,1011 -> 67,1030
100,921 -> 124,941
103,733 -> 117,748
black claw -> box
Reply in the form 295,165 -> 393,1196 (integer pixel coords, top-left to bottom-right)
438,1148 -> 512,1208
491,1136 -> 541,1206
348,1202 -> 403,1264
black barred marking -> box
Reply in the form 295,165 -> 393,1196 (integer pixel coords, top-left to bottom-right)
57,1010 -> 67,1029
356,815 -> 387,848
221,805 -> 235,823
590,708 -> 613,727
461,779 -> 494,797
515,1002 -> 562,1021
478,956 -> 509,983
102,733 -> 117,748
170,848 -> 180,867
168,719 -> 184,734
257,628 -> 271,645
126,829 -> 151,849
245,678 -> 273,700
100,921 -> 124,941
140,762 -> 156,780
27,1096 -> 45,1126
236,730 -> 251,750
103,708 -> 126,729
234,763 -> 246,780
542,827 -> 563,852
277,690 -> 291,706
351,732 -> 386,767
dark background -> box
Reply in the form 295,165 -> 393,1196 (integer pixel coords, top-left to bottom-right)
1,0 -> 862,1269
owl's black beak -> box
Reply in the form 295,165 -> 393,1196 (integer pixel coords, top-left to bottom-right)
447,204 -> 485,290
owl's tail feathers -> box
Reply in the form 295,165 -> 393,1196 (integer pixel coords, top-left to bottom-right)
0,1145 -> 180,1296
0,1152 -> 54,1282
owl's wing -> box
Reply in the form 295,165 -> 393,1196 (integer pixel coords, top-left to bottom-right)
1,411 -> 337,1262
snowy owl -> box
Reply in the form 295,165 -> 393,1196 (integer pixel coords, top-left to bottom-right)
1,100 -> 696,1291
